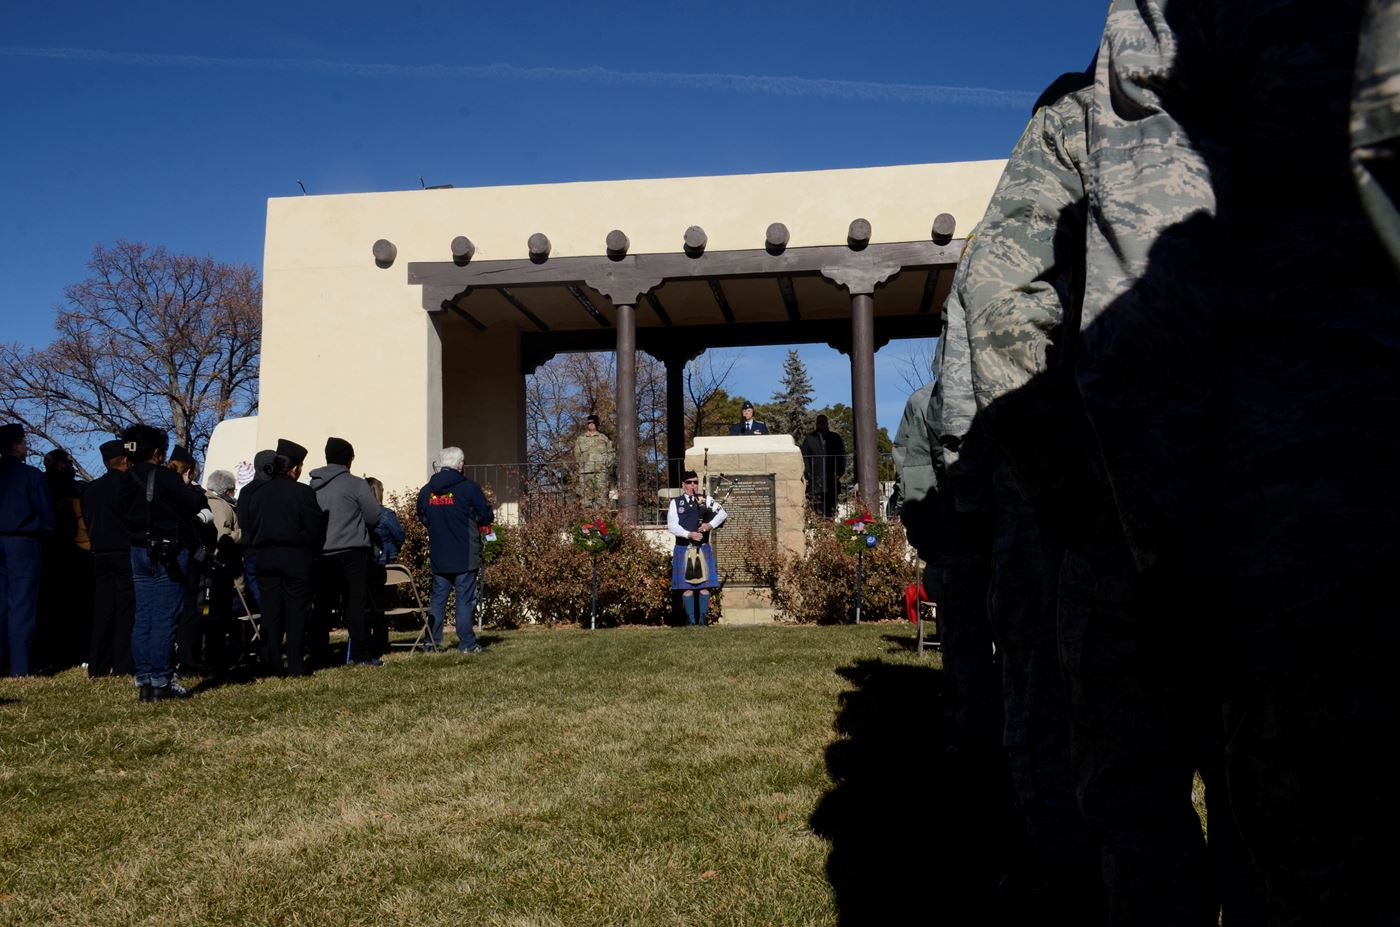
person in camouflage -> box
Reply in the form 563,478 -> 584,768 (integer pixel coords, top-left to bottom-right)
926,248 -> 1002,767
573,414 -> 614,511
1354,0 -> 1400,271
1079,2 -> 1400,923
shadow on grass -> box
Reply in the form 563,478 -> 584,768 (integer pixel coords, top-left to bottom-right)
811,658 -> 1020,927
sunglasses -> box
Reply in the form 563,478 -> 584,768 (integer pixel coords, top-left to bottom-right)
683,479 -> 698,485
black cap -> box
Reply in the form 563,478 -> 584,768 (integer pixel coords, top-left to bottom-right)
99,440 -> 127,461
682,469 -> 699,482
586,414 -> 600,426
170,445 -> 195,465
740,400 -> 754,411
276,438 -> 308,465
325,436 -> 354,466
0,423 -> 24,447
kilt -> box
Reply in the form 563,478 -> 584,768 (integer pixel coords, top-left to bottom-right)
671,543 -> 719,590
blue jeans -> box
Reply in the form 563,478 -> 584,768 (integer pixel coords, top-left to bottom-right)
130,546 -> 188,688
429,571 -> 478,650
0,536 -> 42,676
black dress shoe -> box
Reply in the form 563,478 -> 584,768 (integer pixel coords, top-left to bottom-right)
138,683 -> 154,703
149,681 -> 192,701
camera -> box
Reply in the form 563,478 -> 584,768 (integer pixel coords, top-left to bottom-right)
146,535 -> 181,566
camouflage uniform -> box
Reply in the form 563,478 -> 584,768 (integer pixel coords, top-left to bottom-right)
891,383 -> 937,560
957,83 -> 1105,913
927,264 -> 1001,759
573,431 -> 614,511
1081,3 -> 1400,924
1354,0 -> 1400,270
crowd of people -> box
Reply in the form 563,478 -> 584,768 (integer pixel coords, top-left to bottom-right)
896,2 -> 1399,924
0,423 -> 494,699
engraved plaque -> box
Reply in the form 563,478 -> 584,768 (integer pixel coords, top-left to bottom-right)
711,473 -> 776,586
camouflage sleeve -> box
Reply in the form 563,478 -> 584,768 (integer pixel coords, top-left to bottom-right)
1078,0 -> 1223,570
926,262 -> 976,469
1354,0 -> 1400,270
963,91 -> 1088,412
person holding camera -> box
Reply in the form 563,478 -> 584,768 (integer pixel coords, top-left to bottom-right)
118,424 -> 211,702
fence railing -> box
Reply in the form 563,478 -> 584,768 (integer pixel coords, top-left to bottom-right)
461,453 -> 896,527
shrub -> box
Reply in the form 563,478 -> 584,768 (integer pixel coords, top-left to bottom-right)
388,489 -> 675,628
747,513 -> 916,624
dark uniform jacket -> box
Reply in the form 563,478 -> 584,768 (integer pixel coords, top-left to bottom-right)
119,462 -> 209,550
728,420 -> 770,436
82,470 -> 133,554
241,477 -> 326,551
416,469 -> 494,575
0,456 -> 55,537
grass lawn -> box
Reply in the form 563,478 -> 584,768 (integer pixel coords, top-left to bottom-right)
0,624 -> 958,927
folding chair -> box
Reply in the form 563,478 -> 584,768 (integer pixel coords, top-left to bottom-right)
917,598 -> 940,655
233,584 -> 263,663
383,564 -> 434,652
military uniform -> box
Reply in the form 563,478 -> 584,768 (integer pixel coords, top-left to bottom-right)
574,430 -> 614,511
82,459 -> 135,677
1080,3 -> 1400,923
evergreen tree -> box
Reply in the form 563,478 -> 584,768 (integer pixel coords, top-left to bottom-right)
769,349 -> 816,437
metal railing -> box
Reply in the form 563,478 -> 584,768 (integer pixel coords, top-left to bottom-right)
457,453 -> 896,526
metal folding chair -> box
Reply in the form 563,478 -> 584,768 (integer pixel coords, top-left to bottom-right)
233,584 -> 263,665
917,598 -> 940,655
384,564 -> 434,652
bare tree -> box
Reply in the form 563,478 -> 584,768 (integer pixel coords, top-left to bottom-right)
0,240 -> 260,476
684,350 -> 740,440
895,338 -> 937,395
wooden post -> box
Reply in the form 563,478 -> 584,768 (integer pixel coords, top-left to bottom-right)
665,354 -> 687,487
615,302 -> 638,522
850,292 -> 879,514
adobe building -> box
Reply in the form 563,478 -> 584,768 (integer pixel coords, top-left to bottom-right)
256,160 -> 1005,515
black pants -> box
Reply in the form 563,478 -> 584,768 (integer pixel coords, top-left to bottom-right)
88,550 -> 135,677
315,549 -> 371,662
176,553 -> 206,673
256,546 -> 315,676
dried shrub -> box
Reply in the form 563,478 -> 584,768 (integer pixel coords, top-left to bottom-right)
747,513 -> 915,624
388,489 -> 674,628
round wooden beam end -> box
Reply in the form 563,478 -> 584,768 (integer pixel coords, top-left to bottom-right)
527,233 -> 551,258
847,218 -> 872,245
684,225 -> 708,252
932,213 -> 957,241
765,222 -> 790,249
372,239 -> 397,266
451,235 -> 476,262
606,229 -> 630,254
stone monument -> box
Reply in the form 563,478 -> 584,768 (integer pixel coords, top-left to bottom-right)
684,435 -> 807,625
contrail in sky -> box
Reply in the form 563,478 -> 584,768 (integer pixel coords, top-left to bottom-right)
0,46 -> 1037,109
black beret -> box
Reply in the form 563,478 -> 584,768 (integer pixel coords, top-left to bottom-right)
682,469 -> 699,482
169,444 -> 196,465
325,436 -> 354,466
276,438 -> 308,465
99,439 -> 127,461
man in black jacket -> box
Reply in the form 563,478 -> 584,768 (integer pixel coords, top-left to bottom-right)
82,440 -> 135,677
416,446 -> 493,654
119,424 -> 211,702
240,439 -> 325,676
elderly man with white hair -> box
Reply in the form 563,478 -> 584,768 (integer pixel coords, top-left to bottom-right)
200,469 -> 243,672
415,447 -> 494,653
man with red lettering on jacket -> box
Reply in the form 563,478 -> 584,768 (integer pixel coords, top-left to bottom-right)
416,447 -> 493,654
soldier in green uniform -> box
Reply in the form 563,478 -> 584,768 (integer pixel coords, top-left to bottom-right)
573,414 -> 614,511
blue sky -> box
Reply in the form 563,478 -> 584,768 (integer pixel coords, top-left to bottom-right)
1,1 -> 1107,434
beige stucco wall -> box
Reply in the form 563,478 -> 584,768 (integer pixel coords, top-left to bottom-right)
259,160 -> 1006,492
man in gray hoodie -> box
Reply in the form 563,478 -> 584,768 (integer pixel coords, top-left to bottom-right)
308,437 -> 381,667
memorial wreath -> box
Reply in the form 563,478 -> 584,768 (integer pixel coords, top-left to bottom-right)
573,516 -> 618,554
835,511 -> 885,555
